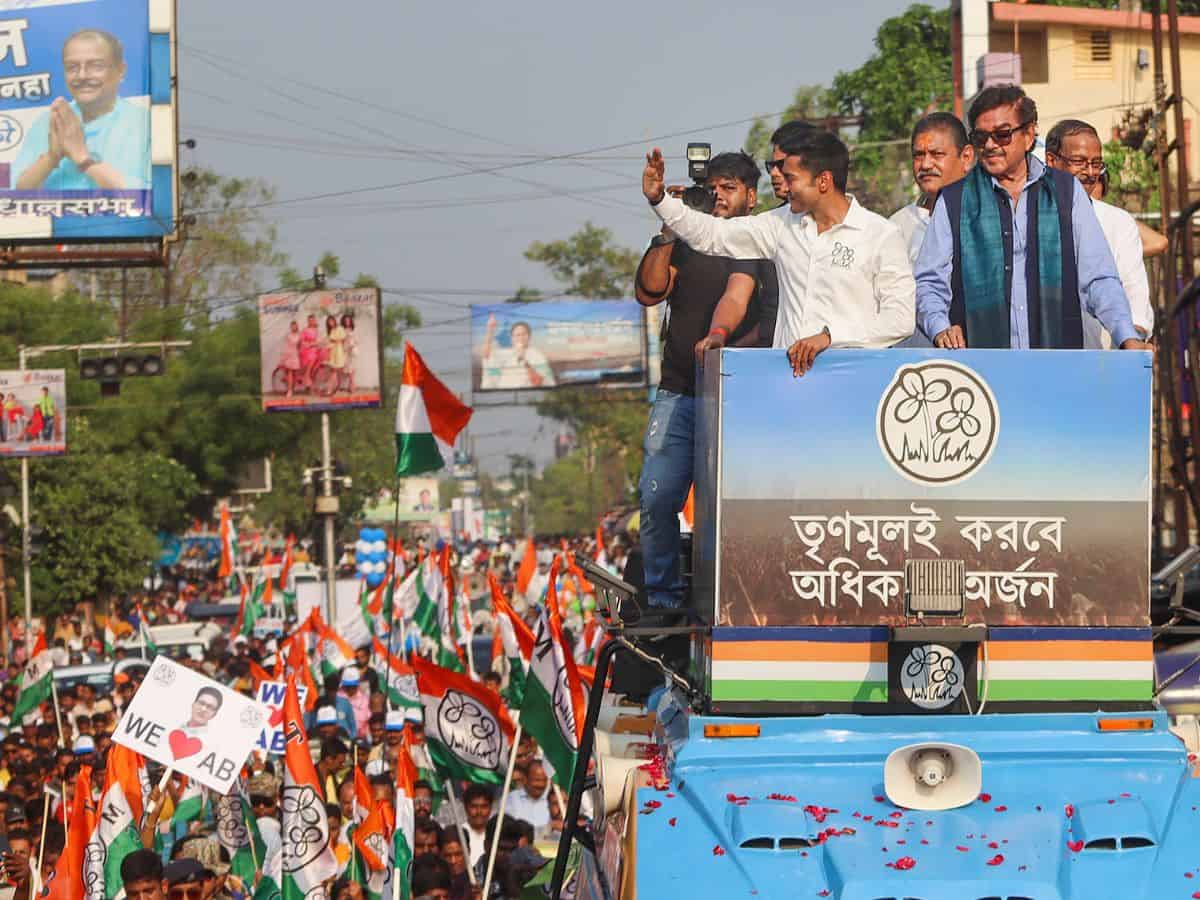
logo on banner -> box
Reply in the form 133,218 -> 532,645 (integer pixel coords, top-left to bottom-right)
436,689 -> 502,770
899,643 -> 964,709
877,360 -> 999,486
0,116 -> 22,151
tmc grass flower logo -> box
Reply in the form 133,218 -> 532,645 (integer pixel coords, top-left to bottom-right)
877,360 -> 998,486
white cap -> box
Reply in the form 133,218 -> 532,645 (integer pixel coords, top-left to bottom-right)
315,706 -> 337,725
404,708 -> 423,724
340,666 -> 360,687
385,710 -> 407,732
73,735 -> 95,755
364,758 -> 388,777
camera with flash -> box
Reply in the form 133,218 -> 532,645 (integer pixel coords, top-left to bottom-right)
681,142 -> 715,214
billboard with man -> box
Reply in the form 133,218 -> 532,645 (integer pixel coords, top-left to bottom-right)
0,369 -> 65,457
258,288 -> 383,413
0,0 -> 177,241
469,300 -> 646,392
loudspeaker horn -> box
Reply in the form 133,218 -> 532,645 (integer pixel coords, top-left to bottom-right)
598,754 -> 644,815
884,741 -> 982,811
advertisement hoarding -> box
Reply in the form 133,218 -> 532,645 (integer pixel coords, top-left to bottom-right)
396,476 -> 439,516
0,368 -> 66,456
0,0 -> 177,242
258,288 -> 383,413
697,349 -> 1151,629
470,299 -> 646,393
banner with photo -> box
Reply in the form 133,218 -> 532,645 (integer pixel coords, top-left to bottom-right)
697,349 -> 1152,628
0,0 -> 177,241
258,288 -> 383,413
0,368 -> 66,457
470,300 -> 646,392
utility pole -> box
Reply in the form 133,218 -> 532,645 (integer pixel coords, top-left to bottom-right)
312,265 -> 339,624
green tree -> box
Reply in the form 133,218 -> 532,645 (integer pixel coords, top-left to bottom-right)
524,223 -> 640,298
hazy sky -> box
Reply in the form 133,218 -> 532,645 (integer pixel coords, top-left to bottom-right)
178,0 -> 924,473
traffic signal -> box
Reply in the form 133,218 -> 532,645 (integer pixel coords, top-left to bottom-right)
79,354 -> 165,397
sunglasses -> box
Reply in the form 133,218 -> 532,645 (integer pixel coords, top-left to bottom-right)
763,159 -> 785,172
970,119 -> 1034,148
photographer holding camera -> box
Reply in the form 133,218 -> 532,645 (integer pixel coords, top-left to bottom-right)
634,149 -> 776,611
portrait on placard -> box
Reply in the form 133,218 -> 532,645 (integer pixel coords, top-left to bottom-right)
112,656 -> 268,794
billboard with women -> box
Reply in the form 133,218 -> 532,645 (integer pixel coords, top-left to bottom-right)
0,368 -> 66,456
258,288 -> 382,412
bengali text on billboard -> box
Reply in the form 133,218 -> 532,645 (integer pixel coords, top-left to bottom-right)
470,299 -> 646,393
258,289 -> 383,413
0,0 -> 176,241
0,368 -> 66,457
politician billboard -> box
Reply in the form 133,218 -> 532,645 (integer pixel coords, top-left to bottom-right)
470,300 -> 646,393
0,0 -> 176,241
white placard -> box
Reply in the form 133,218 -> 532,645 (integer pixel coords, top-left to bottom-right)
254,681 -> 308,755
112,656 -> 268,795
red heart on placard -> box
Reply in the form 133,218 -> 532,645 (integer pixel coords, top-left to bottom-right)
268,706 -> 284,727
168,730 -> 203,760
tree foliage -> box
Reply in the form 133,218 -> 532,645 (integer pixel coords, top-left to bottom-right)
524,223 -> 639,298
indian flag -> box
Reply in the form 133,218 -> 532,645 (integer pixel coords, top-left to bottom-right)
45,766 -> 96,900
253,844 -> 282,900
488,573 -> 534,708
237,577 -> 270,639
410,654 -> 515,786
214,784 -> 267,890
137,605 -> 158,656
102,619 -> 117,656
281,675 -> 338,900
520,560 -> 586,791
313,613 -> 355,680
12,631 -> 53,724
83,746 -> 145,900
394,343 -> 472,477
388,743 -> 415,900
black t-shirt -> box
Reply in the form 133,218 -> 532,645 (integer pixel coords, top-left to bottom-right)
658,243 -> 773,395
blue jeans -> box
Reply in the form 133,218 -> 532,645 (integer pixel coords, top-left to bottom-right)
638,390 -> 694,609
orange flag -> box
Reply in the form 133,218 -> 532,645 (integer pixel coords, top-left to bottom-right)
44,766 -> 95,900
516,538 -> 537,596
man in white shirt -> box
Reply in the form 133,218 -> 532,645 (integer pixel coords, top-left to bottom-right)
891,113 -> 975,264
1045,118 -> 1154,346
505,759 -> 551,832
479,316 -> 556,389
642,129 -> 914,375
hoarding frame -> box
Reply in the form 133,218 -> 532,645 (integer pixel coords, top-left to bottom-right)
0,0 -> 179,248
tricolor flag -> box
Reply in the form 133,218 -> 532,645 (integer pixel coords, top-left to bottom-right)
214,782 -> 267,889
137,605 -> 158,656
82,746 -> 145,900
411,549 -> 462,672
311,611 -> 355,681
219,502 -> 239,582
350,766 -> 372,827
370,637 -> 421,713
237,577 -> 270,639
349,797 -> 395,900
520,560 -> 586,791
44,765 -> 95,900
169,777 -> 205,834
12,631 -> 53,723
389,742 -> 416,900
281,675 -> 338,900
488,573 -> 534,708
594,524 -> 608,568
102,619 -> 118,656
394,343 -> 472,477
515,538 -> 536,599
410,654 -> 515,786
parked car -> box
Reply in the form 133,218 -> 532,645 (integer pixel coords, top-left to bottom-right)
53,657 -> 150,694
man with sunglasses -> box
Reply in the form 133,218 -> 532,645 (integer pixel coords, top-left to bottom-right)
914,84 -> 1148,351
1046,119 -> 1153,347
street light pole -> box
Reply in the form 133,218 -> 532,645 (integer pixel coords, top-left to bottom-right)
320,411 -> 336,624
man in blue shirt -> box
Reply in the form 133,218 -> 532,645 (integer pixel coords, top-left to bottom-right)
13,28 -> 149,191
914,84 -> 1150,351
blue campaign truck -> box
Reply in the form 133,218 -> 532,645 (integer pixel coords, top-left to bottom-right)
549,348 -> 1200,900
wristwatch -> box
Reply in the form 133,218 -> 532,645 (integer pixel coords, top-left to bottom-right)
649,234 -> 676,248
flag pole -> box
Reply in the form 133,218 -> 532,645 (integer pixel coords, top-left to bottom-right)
387,476 -> 402,707
33,788 -> 50,893
242,798 -> 261,888
49,673 -> 64,748
445,779 -> 478,887
481,723 -> 521,900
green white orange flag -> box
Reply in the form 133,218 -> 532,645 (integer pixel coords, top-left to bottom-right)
236,577 -> 269,639
410,654 -> 515,786
219,502 -> 239,582
370,637 -> 421,712
349,798 -> 395,900
520,560 -> 586,791
281,675 -> 338,900
45,765 -> 95,900
312,612 -> 356,680
214,781 -> 268,890
395,343 -> 472,477
488,573 -> 534,708
82,745 -> 145,900
412,549 -> 463,672
169,777 -> 204,832
389,742 -> 416,900
12,631 -> 53,724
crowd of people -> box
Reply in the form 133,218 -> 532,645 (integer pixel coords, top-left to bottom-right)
0,525 -> 633,900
